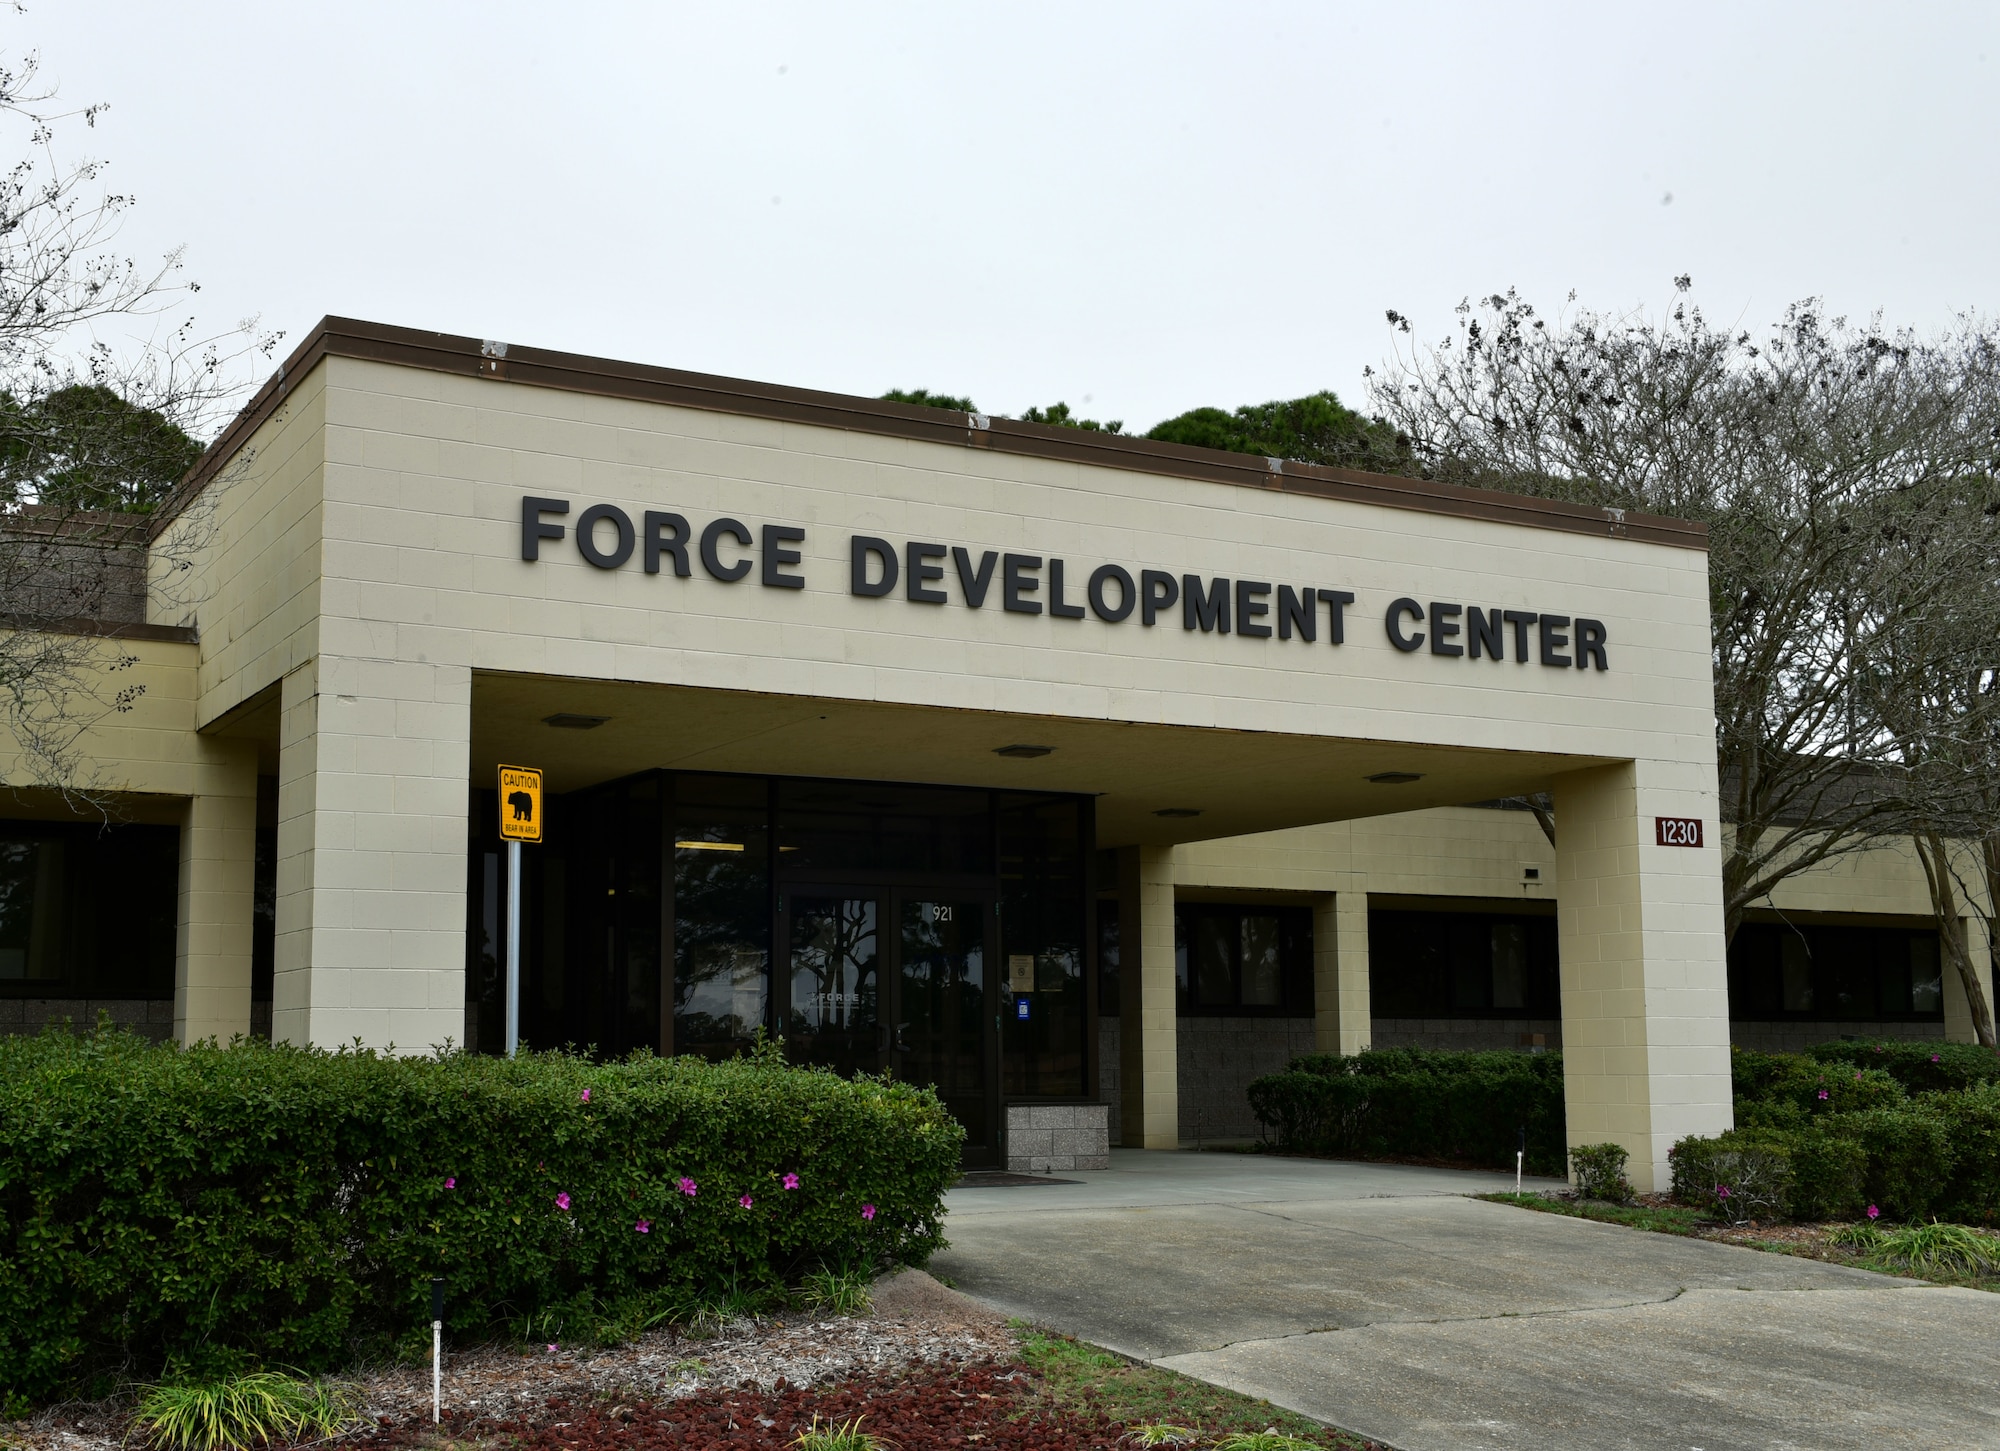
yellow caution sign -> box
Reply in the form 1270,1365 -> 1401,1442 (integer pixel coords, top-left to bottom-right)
498,765 -> 543,843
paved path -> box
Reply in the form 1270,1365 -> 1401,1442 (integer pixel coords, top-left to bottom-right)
933,1150 -> 2000,1451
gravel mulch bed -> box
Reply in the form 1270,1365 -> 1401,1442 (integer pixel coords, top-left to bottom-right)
362,1361 -> 1111,1451
0,1271 -> 1018,1451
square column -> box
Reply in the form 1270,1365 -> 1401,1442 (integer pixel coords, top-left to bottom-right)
275,655 -> 470,1050
1552,760 -> 1732,1193
174,737 -> 258,1044
1117,844 -> 1178,1148
1313,891 -> 1371,1056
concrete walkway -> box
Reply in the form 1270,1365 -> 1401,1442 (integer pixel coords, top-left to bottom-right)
934,1149 -> 2000,1451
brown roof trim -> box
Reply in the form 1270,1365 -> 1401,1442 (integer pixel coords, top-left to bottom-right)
165,317 -> 1708,551
0,615 -> 196,644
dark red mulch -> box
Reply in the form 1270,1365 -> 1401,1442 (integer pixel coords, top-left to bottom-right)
362,1362 -> 1127,1451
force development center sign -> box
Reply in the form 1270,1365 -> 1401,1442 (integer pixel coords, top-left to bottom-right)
518,495 -> 1612,671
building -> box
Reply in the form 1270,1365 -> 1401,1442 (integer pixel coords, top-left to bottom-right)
0,319 -> 1989,1191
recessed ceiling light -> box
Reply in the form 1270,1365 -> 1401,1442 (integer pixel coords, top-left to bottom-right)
994,744 -> 1054,759
1366,771 -> 1424,785
1154,807 -> 1202,818
544,713 -> 611,729
675,840 -> 745,852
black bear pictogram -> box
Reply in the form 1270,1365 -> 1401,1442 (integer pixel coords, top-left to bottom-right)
507,790 -> 534,821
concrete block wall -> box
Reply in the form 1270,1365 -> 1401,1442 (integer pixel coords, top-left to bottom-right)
1372,1017 -> 1563,1051
1177,1016 -> 1318,1142
0,998 -> 174,1043
1005,1103 -> 1110,1173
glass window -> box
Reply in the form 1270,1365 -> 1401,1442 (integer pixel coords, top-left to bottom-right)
1366,907 -> 1559,1019
1174,903 -> 1313,1015
1240,915 -> 1284,1006
0,821 -> 177,1001
1726,922 -> 1943,1021
674,774 -> 770,1057
1096,897 -> 1120,1016
1000,796 -> 1087,1097
777,780 -> 993,876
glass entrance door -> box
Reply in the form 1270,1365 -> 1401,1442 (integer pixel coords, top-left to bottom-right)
783,887 -> 998,1166
898,895 -> 995,1165
787,895 -> 882,1076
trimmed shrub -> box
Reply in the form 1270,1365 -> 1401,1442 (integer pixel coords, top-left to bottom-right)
1249,1048 -> 1565,1173
1669,1130 -> 1791,1221
1806,1040 -> 2000,1096
1569,1142 -> 1632,1202
1927,1083 -> 2000,1225
1783,1125 -> 1868,1221
0,1028 -> 962,1403
1824,1107 -> 1955,1221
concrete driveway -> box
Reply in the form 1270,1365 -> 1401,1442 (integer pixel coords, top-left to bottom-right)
932,1150 -> 2000,1451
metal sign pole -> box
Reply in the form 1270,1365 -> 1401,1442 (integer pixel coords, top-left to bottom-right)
505,838 -> 522,1058
430,1277 -> 444,1424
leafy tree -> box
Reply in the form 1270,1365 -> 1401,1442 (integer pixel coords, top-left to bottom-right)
0,51 -> 276,794
1367,282 -> 2000,1005
0,384 -> 200,512
1147,389 -> 1409,471
1019,400 -> 1123,434
881,388 -> 977,412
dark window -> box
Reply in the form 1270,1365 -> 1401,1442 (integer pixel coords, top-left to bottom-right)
1367,908 -> 1560,1018
776,779 -> 993,876
1000,795 -> 1089,1095
1728,922 -> 1942,1022
0,819 -> 178,1000
1173,902 -> 1313,1015
1097,897 -> 1120,1016
676,773 -> 772,1057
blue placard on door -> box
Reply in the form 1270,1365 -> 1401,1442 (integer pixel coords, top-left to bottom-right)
1015,998 -> 1031,1020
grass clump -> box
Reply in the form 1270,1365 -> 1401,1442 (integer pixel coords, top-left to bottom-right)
1016,1327 -> 1368,1448
798,1265 -> 873,1318
1213,1435 -> 1322,1451
1831,1220 -> 2000,1277
794,1414 -> 891,1451
1478,1192 -> 1710,1236
132,1371 -> 357,1451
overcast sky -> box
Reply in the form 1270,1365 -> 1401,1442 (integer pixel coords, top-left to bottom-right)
19,2 -> 1999,433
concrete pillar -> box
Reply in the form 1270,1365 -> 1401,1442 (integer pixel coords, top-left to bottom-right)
1551,760 -> 1732,1193
174,737 -> 258,1044
1313,891 -> 1371,1056
1944,915 -> 1996,1044
1117,844 -> 1178,1148
275,655 -> 470,1050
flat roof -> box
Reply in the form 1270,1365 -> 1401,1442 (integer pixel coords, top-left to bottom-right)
166,316 -> 1708,551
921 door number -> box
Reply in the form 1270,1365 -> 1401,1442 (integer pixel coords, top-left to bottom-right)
1655,816 -> 1703,847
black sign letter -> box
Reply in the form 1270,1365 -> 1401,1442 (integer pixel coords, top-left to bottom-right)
850,535 -> 898,597
522,496 -> 569,561
1386,598 -> 1425,652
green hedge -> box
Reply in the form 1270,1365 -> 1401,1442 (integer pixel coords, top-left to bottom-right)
1247,1047 -> 1566,1173
1671,1042 -> 2000,1224
0,1029 -> 963,1402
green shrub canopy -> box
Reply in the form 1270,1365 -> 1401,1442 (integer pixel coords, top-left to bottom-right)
0,1030 -> 963,1402
1247,1047 -> 1565,1173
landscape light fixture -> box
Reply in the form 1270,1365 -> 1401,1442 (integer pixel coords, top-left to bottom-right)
1154,807 -> 1203,818
543,713 -> 611,729
993,744 -> 1055,758
1365,771 -> 1424,785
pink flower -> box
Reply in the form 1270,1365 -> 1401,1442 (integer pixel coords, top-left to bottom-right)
1867,1204 -> 1881,1220
1931,1054 -> 1942,1063
861,1203 -> 877,1221
739,1194 -> 754,1209
678,1177 -> 698,1197
1716,1185 -> 1731,1199
443,1177 -> 456,1189
546,1342 -> 559,1354
1854,1071 -> 1862,1081
555,1192 -> 571,1211
580,1088 -> 592,1103
635,1218 -> 651,1234
1817,1089 -> 1829,1101
783,1173 -> 800,1191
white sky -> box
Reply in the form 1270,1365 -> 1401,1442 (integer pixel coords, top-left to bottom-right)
22,1 -> 2000,433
